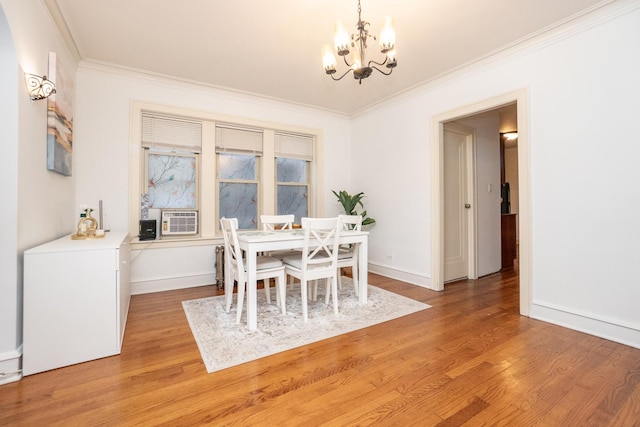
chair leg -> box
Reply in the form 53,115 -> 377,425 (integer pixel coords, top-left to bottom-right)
352,259 -> 359,297
263,279 -> 271,304
277,272 -> 286,315
274,278 -> 280,308
324,277 -> 331,305
331,275 -> 339,315
225,279 -> 234,313
309,280 -> 318,301
301,279 -> 308,322
235,281 -> 245,324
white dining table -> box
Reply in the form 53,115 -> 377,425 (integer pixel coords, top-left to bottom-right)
232,228 -> 369,330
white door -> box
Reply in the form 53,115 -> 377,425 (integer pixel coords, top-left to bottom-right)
443,123 -> 474,282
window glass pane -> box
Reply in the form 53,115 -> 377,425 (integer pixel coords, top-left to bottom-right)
276,158 -> 306,183
219,153 -> 256,180
219,183 -> 258,229
277,185 -> 308,223
147,153 -> 196,208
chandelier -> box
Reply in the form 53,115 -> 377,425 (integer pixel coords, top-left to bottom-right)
322,0 -> 397,84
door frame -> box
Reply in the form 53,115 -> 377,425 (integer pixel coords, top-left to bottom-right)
443,122 -> 477,282
431,89 -> 531,316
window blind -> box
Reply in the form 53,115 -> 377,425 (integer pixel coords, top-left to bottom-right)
275,133 -> 314,161
215,125 -> 263,154
142,113 -> 202,153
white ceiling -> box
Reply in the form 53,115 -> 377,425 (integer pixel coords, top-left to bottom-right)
45,0 -> 610,116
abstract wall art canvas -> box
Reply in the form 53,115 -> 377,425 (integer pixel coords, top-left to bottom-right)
46,52 -> 73,176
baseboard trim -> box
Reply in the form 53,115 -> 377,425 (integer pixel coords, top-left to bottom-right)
367,262 -> 433,290
531,301 -> 640,349
131,273 -> 216,295
0,346 -> 23,385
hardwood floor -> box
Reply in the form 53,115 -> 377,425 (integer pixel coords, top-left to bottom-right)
2,271 -> 639,426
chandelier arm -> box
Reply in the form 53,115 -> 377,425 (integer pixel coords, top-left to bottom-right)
330,69 -> 354,81
368,57 -> 389,67
370,65 -> 394,76
342,55 -> 354,68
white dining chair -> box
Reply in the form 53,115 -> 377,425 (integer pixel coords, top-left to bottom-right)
282,217 -> 341,322
308,214 -> 362,301
260,213 -> 297,258
261,214 -> 295,231
336,214 -> 362,296
220,217 -> 287,323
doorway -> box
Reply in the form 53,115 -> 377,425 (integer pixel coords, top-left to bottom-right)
431,90 -> 530,316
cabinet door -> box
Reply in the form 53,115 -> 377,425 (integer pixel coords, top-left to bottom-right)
117,239 -> 131,348
23,248 -> 117,375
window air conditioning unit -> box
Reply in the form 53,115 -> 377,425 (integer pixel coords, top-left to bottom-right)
161,210 -> 198,236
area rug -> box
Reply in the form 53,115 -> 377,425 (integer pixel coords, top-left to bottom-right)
182,277 -> 431,373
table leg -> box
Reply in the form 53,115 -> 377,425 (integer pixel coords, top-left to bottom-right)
246,248 -> 258,330
358,237 -> 368,303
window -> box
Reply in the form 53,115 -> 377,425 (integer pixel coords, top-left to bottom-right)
141,113 -> 201,214
215,126 -> 262,229
275,133 -> 313,223
147,151 -> 197,208
130,102 -> 324,243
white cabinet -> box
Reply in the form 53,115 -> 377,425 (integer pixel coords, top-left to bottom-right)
23,231 -> 130,376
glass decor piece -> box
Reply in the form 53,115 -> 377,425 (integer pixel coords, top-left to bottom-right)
219,183 -> 258,229
147,153 -> 196,209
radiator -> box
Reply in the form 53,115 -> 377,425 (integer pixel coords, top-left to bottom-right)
215,245 -> 225,290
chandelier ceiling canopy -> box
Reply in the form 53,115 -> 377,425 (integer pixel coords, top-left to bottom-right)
322,0 -> 397,84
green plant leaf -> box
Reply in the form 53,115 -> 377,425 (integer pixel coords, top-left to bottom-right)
332,189 -> 375,226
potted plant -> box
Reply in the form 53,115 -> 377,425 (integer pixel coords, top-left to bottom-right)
332,190 -> 376,227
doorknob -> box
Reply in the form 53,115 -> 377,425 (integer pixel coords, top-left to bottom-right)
464,204 -> 471,209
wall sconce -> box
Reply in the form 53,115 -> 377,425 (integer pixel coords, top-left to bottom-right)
24,73 -> 56,101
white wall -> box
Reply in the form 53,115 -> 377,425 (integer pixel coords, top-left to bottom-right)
0,5 -> 20,384
0,0 -> 78,383
353,1 -> 640,347
74,65 -> 352,292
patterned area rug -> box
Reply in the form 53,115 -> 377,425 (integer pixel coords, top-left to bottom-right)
182,277 -> 431,373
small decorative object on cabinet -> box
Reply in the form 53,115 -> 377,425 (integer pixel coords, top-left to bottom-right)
72,208 -> 101,239
23,231 -> 130,375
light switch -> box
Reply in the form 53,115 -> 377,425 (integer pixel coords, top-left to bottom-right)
488,183 -> 493,193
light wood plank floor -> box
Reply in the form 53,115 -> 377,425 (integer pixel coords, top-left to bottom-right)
2,270 -> 639,426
